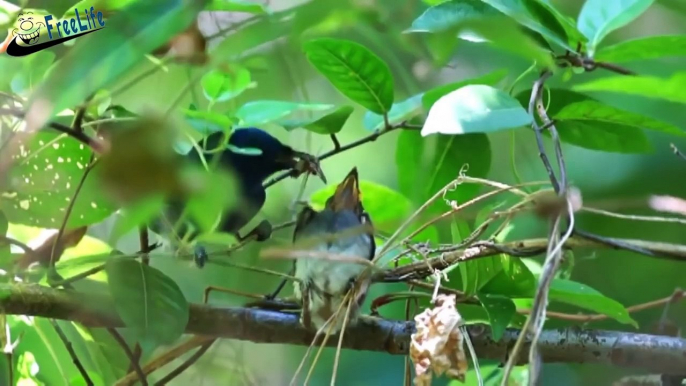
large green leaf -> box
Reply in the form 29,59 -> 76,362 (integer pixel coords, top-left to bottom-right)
303,38 -> 394,114
406,0 -> 499,33
235,100 -> 334,126
422,69 -> 509,110
573,72 -> 686,104
481,0 -> 573,50
25,0 -> 208,129
0,131 -> 116,228
594,35 -> 686,62
106,257 -> 190,345
555,100 -> 685,137
479,255 -> 537,298
201,66 -> 252,103
422,84 -> 531,136
279,105 -> 354,134
555,120 -> 652,153
184,109 -> 235,136
577,0 -> 655,55
396,130 -> 492,208
363,94 -> 424,131
549,278 -> 637,327
478,293 -> 516,341
10,51 -> 55,96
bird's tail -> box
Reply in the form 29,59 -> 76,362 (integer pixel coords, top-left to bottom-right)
327,167 -> 361,212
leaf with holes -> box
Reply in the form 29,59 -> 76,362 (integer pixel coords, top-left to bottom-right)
577,0 -> 655,56
422,84 -> 531,136
363,94 -> 424,131
396,130 -> 491,210
106,257 -> 189,345
594,35 -> 686,63
549,278 -> 636,327
303,38 -> 394,114
0,132 -> 116,228
479,293 -> 516,341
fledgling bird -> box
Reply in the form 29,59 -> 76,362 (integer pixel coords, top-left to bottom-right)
157,127 -> 326,265
292,167 -> 375,333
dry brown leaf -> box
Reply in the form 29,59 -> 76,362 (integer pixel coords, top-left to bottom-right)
409,294 -> 468,386
16,226 -> 88,269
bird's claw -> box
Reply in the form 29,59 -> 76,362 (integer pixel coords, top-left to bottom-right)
292,151 -> 327,184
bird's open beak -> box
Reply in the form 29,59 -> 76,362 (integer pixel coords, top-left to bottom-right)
279,149 -> 327,184
327,167 -> 361,212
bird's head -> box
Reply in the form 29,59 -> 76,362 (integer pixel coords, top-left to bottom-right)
325,167 -> 364,215
203,128 -> 326,186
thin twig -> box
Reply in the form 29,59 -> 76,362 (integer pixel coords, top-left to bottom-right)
154,340 -> 215,386
108,328 -> 148,385
50,320 -> 93,386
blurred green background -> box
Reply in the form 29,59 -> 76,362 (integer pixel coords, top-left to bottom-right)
2,0 -> 686,384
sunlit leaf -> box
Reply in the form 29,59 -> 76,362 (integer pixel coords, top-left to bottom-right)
577,0 -> 655,55
479,256 -> 537,298
184,109 -> 235,136
423,84 -> 531,136
478,293 -> 516,341
303,38 -> 394,114
235,100 -> 334,126
106,257 -> 190,344
573,72 -> 686,105
594,35 -> 686,62
549,278 -> 637,326
205,0 -> 269,13
481,0 -> 573,50
363,94 -> 424,131
422,69 -> 509,110
279,105 -> 354,134
405,0 -> 499,33
25,0 -> 209,130
201,66 -> 251,103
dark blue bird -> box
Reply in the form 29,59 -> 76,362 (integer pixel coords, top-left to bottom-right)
155,127 -> 326,266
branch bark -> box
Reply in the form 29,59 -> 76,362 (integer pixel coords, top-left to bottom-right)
2,283 -> 686,375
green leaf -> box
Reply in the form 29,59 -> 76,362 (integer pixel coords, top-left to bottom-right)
396,131 -> 492,208
25,0 -> 208,130
406,0 -> 499,33
549,278 -> 637,327
461,256 -> 502,295
10,51 -> 55,96
110,195 -> 166,245
481,0 -> 573,50
279,105 -> 354,134
555,120 -> 652,153
201,66 -> 252,103
0,132 -> 116,228
423,84 -> 531,136
363,94 -> 424,131
205,0 -> 269,13
594,35 -> 686,62
422,69 -> 509,110
186,169 -> 238,233
106,257 -> 190,345
235,100 -> 334,126
555,100 -> 685,137
184,109 -> 235,136
453,17 -> 556,67
573,72 -> 686,104
478,294 -> 516,341
479,256 -> 537,298
577,0 -> 655,55
303,38 -> 394,114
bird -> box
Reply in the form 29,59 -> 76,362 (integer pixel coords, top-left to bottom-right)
291,167 -> 375,333
155,127 -> 326,266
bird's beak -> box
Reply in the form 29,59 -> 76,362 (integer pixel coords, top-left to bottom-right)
327,167 -> 361,212
279,149 -> 327,184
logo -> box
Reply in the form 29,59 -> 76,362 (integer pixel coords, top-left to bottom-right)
4,8 -> 105,57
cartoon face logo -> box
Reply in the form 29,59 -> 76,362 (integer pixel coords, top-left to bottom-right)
12,12 -> 45,45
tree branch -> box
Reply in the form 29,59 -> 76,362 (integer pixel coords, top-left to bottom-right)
2,283 -> 686,375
